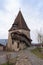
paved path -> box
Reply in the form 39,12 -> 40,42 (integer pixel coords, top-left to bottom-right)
16,50 -> 32,65
0,52 -> 18,64
0,47 -> 43,65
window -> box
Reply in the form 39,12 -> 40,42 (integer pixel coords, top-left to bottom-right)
12,39 -> 14,44
13,25 -> 17,27
13,23 -> 18,27
17,42 -> 19,48
12,33 -> 14,37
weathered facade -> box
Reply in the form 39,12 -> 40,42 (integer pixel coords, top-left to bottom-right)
7,11 -> 32,51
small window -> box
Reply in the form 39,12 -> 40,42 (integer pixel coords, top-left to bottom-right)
12,33 -> 14,37
17,42 -> 19,48
13,23 -> 18,27
13,25 -> 17,27
12,40 -> 14,44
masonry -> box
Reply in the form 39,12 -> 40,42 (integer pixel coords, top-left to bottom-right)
7,10 -> 32,51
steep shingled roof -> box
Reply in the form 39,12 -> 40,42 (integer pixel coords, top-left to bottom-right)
9,11 -> 30,31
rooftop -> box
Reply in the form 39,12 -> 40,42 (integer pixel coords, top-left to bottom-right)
9,10 -> 30,31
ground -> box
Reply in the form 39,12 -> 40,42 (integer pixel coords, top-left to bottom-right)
0,47 -> 43,65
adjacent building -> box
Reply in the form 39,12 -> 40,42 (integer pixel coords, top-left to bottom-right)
0,44 -> 5,51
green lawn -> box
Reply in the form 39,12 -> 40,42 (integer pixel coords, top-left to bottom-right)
2,63 -> 6,65
2,63 -> 12,65
31,47 -> 43,59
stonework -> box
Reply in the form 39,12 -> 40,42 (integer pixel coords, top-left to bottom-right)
7,10 -> 32,51
16,52 -> 32,65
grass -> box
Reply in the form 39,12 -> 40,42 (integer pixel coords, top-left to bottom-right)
2,63 -> 13,65
2,63 -> 6,65
31,47 -> 43,59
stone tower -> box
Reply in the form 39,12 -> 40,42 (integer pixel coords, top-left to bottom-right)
7,11 -> 32,51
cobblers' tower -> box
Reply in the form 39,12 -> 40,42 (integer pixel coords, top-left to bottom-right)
7,11 -> 32,51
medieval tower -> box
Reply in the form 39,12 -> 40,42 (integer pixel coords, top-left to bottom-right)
7,10 -> 32,51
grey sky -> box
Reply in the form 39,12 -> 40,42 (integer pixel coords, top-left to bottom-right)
0,0 -> 43,43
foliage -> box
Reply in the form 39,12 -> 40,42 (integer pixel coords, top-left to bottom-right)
2,63 -> 13,65
37,47 -> 41,52
31,47 -> 43,59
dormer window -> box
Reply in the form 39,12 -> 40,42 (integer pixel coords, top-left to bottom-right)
13,23 -> 18,27
13,24 -> 17,27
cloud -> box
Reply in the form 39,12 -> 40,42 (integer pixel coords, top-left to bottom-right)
0,0 -> 43,43
0,0 -> 21,39
20,0 -> 43,43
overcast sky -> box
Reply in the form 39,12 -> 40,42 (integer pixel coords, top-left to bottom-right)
0,0 -> 43,43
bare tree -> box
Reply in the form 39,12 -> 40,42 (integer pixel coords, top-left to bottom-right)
37,31 -> 43,43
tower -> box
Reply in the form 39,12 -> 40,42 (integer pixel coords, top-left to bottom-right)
7,11 -> 32,51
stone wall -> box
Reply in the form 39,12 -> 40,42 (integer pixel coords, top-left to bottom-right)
7,32 -> 12,51
9,29 -> 30,39
7,29 -> 30,51
12,40 -> 19,51
19,42 -> 27,50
